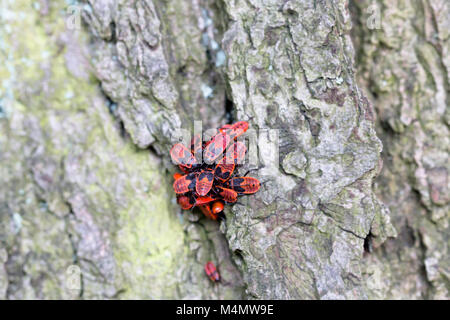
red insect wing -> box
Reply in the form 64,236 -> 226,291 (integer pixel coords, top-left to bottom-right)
173,173 -> 197,194
227,177 -> 261,194
222,121 -> 249,140
233,141 -> 247,164
212,201 -> 224,214
170,143 -> 197,167
217,186 -> 238,203
204,262 -> 220,282
195,196 -> 215,206
214,155 -> 235,183
198,204 -> 218,220
203,132 -> 233,164
196,170 -> 215,196
177,195 -> 194,210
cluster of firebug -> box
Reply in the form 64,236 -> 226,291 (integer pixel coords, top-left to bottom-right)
170,121 -> 261,282
170,121 -> 261,220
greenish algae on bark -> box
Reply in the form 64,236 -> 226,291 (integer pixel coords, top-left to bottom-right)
1,0 -> 447,300
351,0 -> 449,299
219,0 -> 395,299
0,0 -> 242,299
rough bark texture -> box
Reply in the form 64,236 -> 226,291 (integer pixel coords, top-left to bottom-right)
0,0 -> 243,299
351,0 -> 449,299
219,0 -> 398,299
0,0 -> 448,300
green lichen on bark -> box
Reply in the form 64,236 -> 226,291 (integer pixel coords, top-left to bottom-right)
1,0 -> 447,300
220,0 -> 395,299
351,0 -> 449,299
0,0 -> 243,299
80,0 -> 245,298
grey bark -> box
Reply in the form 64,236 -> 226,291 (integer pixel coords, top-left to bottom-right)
351,0 -> 449,299
0,0 -> 448,299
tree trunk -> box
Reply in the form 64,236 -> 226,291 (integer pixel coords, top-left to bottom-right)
351,0 -> 449,299
0,0 -> 447,299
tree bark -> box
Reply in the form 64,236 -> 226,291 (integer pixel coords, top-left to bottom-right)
351,0 -> 449,299
0,0 -> 447,299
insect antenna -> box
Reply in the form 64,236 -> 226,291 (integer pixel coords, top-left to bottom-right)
241,166 -> 263,176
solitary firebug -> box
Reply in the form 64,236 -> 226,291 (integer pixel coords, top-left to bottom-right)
173,172 -> 197,194
227,177 -> 261,194
170,143 -> 197,167
196,169 -> 215,196
216,186 -> 238,203
204,261 -> 220,282
214,155 -> 235,183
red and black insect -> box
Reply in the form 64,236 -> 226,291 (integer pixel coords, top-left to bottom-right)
203,132 -> 233,165
195,195 -> 216,206
216,186 -> 238,203
214,155 -> 235,183
227,177 -> 261,194
170,143 -> 197,168
204,261 -> 220,282
171,122 -> 261,282
171,121 -> 259,221
177,195 -> 194,210
196,169 -> 215,196
173,172 -> 198,194
219,121 -> 249,139
203,121 -> 249,165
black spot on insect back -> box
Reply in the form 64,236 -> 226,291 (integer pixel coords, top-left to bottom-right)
187,173 -> 197,190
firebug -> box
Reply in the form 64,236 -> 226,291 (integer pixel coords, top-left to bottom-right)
214,155 -> 235,183
170,143 -> 197,167
196,169 -> 215,196
204,261 -> 220,282
177,195 -> 194,210
227,177 -> 261,194
216,186 -> 238,203
173,172 -> 197,194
